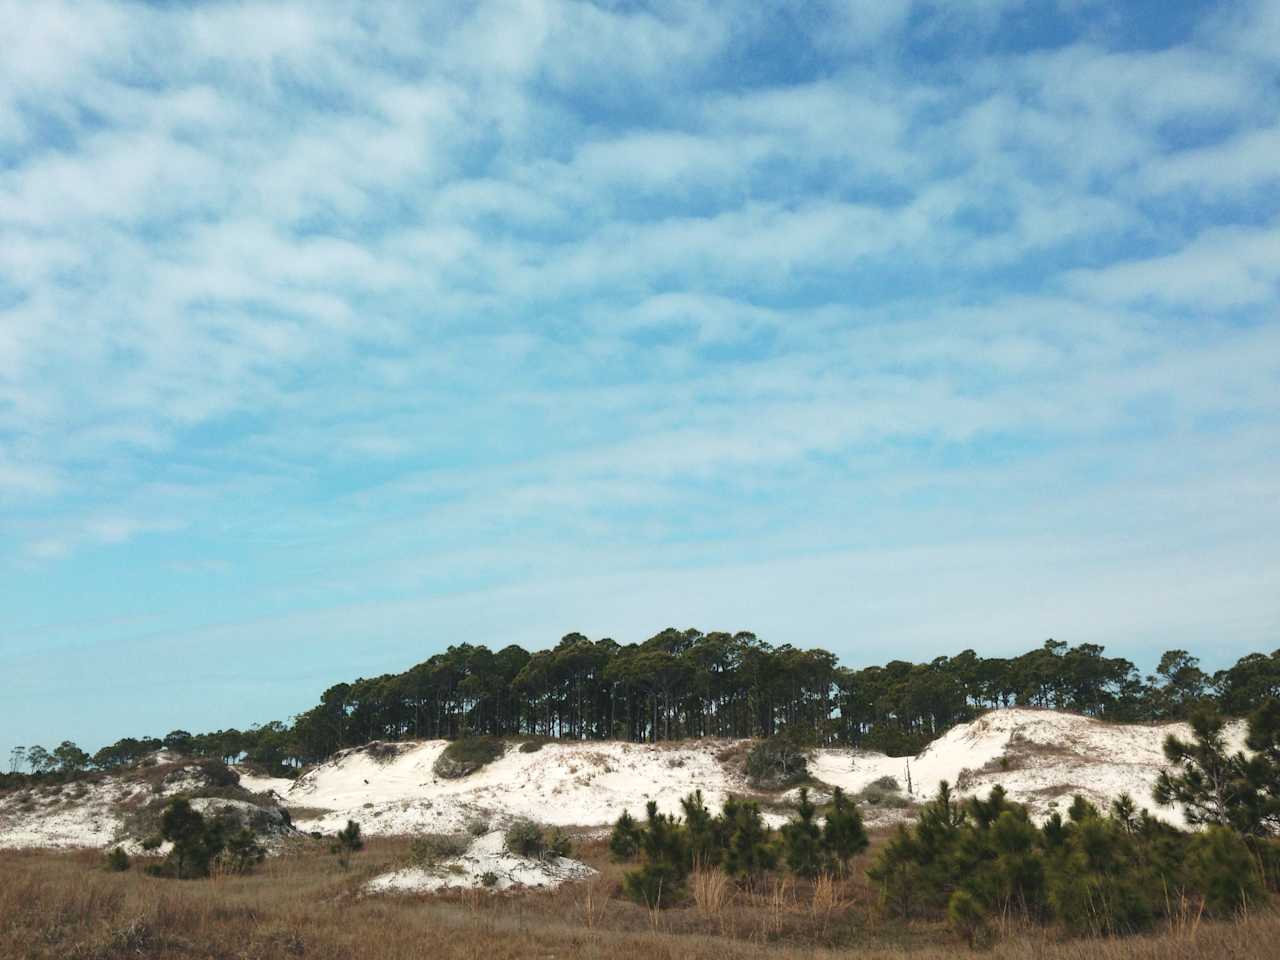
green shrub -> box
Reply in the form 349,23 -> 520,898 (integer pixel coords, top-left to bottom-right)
222,828 -> 266,874
480,870 -> 499,887
331,819 -> 363,868
623,802 -> 689,908
410,833 -> 470,866
518,739 -> 546,754
104,847 -> 131,872
721,796 -> 776,882
434,737 -> 505,778
504,818 -> 547,858
609,809 -> 642,861
547,827 -> 572,859
158,798 -> 225,879
1188,826 -> 1263,916
822,787 -> 868,875
466,817 -> 490,837
781,787 -> 824,877
948,889 -> 990,948
744,727 -> 812,789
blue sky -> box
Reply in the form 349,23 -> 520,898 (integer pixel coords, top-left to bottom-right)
2,0 -> 1279,759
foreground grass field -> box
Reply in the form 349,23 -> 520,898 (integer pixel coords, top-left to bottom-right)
2,834 -> 1275,960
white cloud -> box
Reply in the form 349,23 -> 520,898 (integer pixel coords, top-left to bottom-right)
1066,225 -> 1280,310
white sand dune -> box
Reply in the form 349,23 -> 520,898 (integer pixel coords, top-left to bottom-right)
366,829 -> 595,894
0,709 -> 1248,851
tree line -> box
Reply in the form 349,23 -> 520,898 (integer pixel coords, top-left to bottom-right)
8,631 -> 1280,777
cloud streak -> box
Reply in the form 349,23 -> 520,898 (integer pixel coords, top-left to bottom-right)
1,0 -> 1278,753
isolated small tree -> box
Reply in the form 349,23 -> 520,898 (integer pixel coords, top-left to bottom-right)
26,745 -> 53,775
104,847 -> 131,872
331,819 -> 363,868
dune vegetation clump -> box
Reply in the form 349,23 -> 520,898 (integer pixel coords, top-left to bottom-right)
433,738 -> 505,779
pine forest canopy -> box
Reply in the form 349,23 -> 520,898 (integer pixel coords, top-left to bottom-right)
11,632 -> 1280,777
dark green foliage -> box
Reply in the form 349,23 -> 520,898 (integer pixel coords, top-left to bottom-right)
331,819 -> 363,868
503,818 -> 566,859
680,789 -> 723,868
433,737 -> 505,778
781,787 -> 824,877
609,809 -> 642,861
480,870 -> 499,887
822,787 -> 868,874
223,828 -> 266,874
868,778 -> 1277,941
1156,700 -> 1280,839
159,798 -> 226,879
1187,826 -> 1263,916
745,725 -> 812,788
623,802 -> 690,908
104,847 -> 131,872
505,818 -> 546,858
947,889 -> 989,948
28,635 -> 1280,776
1046,811 -> 1154,936
721,796 -> 776,882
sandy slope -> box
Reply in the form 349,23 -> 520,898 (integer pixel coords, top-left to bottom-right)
286,738 -> 753,836
811,708 -> 1248,826
0,709 -> 1249,851
366,829 -> 596,894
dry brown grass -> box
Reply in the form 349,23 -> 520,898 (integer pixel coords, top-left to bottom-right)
1,836 -> 1277,960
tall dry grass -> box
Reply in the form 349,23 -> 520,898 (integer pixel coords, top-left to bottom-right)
1,839 -> 1277,960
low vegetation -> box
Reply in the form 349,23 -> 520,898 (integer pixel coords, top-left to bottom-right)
433,737 -> 506,779
504,818 -> 572,860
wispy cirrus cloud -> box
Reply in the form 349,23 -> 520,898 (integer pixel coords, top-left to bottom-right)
1,0 -> 1278,754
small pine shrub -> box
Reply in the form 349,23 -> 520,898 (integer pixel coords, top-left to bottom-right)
222,828 -> 266,875
480,870 -> 499,887
504,818 -> 547,858
623,801 -> 690,908
1188,826 -> 1264,916
547,827 -> 572,859
105,847 -> 131,872
331,819 -> 363,868
822,787 -> 868,874
609,809 -> 642,861
781,787 -> 825,877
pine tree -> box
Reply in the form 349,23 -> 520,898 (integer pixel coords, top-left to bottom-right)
622,801 -> 689,908
721,796 -> 776,884
609,809 -> 642,861
821,787 -> 868,875
782,786 -> 824,877
331,819 -> 364,869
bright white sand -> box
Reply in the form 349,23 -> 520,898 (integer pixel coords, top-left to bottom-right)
365,829 -> 595,894
0,709 -> 1250,850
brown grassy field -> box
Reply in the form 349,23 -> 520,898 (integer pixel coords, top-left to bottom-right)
1,834 -> 1275,960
